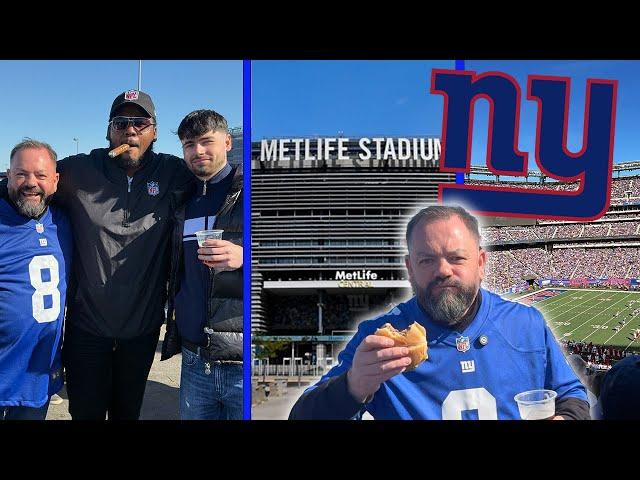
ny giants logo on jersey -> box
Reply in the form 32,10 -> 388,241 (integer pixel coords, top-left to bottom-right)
124,90 -> 139,101
431,69 -> 618,221
460,360 -> 475,373
147,181 -> 159,196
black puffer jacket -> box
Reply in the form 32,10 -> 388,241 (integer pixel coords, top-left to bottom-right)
161,166 -> 243,361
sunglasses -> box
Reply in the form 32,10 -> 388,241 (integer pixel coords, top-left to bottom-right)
110,116 -> 155,131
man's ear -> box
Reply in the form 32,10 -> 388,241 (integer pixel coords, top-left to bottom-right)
405,254 -> 414,282
478,247 -> 486,281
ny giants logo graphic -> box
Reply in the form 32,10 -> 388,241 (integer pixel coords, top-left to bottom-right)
431,70 -> 618,220
460,360 -> 475,373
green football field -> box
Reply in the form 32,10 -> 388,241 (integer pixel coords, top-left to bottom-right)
515,289 -> 640,352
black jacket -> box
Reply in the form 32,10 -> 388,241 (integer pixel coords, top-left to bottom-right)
55,148 -> 194,339
161,165 -> 243,362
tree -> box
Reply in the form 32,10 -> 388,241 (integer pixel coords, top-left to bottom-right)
253,339 -> 290,360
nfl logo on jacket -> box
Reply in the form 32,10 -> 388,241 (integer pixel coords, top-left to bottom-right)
147,181 -> 159,196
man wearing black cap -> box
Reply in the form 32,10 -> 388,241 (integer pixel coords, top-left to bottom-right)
55,90 -> 194,420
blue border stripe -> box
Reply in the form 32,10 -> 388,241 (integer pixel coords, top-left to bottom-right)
455,59 -> 465,185
242,59 -> 251,420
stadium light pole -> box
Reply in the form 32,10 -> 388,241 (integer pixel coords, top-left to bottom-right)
138,60 -> 142,91
73,138 -> 79,154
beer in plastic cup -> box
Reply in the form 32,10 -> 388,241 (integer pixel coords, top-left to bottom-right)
514,389 -> 557,420
195,229 -> 224,247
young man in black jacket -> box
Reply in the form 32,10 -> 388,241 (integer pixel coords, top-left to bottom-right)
55,90 -> 194,420
161,109 -> 243,420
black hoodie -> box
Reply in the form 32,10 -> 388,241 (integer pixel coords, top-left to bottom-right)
54,148 -> 194,338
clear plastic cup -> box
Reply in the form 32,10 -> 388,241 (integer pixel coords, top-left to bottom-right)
195,229 -> 225,273
514,389 -> 557,420
195,229 -> 224,247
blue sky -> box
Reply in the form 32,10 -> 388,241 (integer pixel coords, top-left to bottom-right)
252,60 -> 452,138
0,60 -> 242,170
252,60 -> 637,171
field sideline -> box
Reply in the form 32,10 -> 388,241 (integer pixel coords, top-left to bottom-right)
514,288 -> 640,352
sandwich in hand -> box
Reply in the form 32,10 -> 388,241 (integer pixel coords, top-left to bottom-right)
374,322 -> 428,371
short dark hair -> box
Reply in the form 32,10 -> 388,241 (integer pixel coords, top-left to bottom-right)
10,138 -> 57,166
177,109 -> 229,140
406,205 -> 481,250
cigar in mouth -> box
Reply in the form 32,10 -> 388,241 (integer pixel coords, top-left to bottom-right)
108,144 -> 131,158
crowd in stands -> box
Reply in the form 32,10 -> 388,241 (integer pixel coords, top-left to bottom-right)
560,339 -> 637,369
610,177 -> 640,205
468,175 -> 640,205
482,219 -> 640,243
485,247 -> 640,291
479,176 -> 640,292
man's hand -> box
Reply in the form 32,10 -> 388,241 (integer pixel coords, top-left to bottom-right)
346,334 -> 412,403
198,239 -> 243,271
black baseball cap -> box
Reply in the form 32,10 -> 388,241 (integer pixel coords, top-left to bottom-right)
599,355 -> 640,419
109,90 -> 156,121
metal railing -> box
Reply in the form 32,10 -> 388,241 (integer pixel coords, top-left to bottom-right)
252,363 -> 330,377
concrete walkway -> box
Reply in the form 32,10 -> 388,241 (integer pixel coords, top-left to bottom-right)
251,384 -> 308,420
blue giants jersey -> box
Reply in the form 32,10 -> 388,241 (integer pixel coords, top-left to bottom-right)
315,288 -> 587,419
0,199 -> 72,407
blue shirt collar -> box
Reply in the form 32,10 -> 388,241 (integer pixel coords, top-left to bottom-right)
206,162 -> 232,185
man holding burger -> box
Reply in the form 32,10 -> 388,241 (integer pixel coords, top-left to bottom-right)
290,204 -> 589,420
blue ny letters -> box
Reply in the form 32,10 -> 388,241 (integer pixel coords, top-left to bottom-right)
431,69 -> 618,220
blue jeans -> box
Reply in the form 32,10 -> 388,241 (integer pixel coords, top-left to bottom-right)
180,347 -> 243,420
1,400 -> 50,420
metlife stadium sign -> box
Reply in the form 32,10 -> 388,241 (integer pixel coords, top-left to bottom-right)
259,137 -> 441,163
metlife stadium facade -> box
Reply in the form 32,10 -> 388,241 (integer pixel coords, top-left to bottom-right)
251,135 -> 453,368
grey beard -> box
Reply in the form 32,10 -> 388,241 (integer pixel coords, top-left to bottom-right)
10,192 -> 48,218
421,281 -> 478,327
